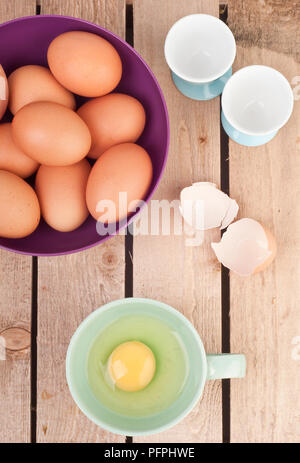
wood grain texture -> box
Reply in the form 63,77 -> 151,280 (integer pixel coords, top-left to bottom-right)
227,0 -> 300,62
37,0 -> 126,443
227,0 -> 300,443
133,0 -> 222,443
0,0 -> 36,444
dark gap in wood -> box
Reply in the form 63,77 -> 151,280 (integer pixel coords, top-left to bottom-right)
30,3 -> 40,444
125,230 -> 133,299
220,3 -> 231,445
31,256 -> 38,443
125,1 -> 134,304
219,4 -> 228,22
126,2 -> 134,47
125,2 -> 134,445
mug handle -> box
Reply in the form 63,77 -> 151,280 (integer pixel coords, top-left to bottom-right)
206,354 -> 246,380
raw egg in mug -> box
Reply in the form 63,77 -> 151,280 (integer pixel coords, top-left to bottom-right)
66,298 -> 246,436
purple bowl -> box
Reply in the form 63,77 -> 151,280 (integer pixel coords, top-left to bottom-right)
0,15 -> 169,256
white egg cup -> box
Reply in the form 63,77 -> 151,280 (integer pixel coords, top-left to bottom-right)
164,14 -> 236,100
221,65 -> 294,146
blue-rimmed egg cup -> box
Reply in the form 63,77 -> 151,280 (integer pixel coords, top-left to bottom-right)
221,65 -> 294,147
164,14 -> 236,101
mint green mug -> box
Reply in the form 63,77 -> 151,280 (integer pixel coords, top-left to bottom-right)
66,298 -> 246,436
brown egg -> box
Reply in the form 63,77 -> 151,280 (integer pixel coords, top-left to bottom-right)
0,123 -> 39,178
8,65 -> 76,115
0,64 -> 9,120
77,93 -> 146,159
12,101 -> 91,166
47,31 -> 122,97
0,170 -> 40,238
35,160 -> 91,232
86,143 -> 153,223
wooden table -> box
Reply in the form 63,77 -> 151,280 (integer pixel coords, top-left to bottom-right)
0,0 -> 299,444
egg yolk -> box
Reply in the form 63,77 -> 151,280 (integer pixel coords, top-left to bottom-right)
108,341 -> 156,392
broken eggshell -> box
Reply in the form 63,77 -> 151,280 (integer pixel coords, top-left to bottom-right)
180,182 -> 238,231
0,64 -> 8,120
211,218 -> 277,276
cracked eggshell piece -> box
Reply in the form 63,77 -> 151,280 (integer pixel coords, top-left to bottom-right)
211,218 -> 277,276
180,182 -> 238,230
0,64 -> 8,120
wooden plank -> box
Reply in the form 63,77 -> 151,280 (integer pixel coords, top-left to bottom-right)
0,252 -> 32,443
227,0 -> 300,443
133,0 -> 222,443
0,0 -> 36,443
37,0 -> 126,443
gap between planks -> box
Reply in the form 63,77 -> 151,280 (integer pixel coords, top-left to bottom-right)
125,0 -> 134,445
219,4 -> 231,446
30,0 -> 41,447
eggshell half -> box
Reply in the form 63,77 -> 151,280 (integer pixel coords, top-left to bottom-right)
0,170 -> 40,238
35,159 -> 91,232
12,101 -> 91,166
47,31 -> 122,97
211,218 -> 277,276
253,226 -> 277,274
0,123 -> 39,178
86,143 -> 153,223
0,64 -> 9,120
8,65 -> 76,115
180,182 -> 239,230
77,93 -> 146,159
